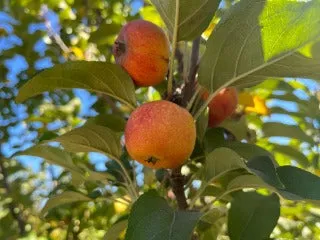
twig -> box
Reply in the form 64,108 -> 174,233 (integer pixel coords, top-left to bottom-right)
182,37 -> 201,107
113,156 -> 139,201
170,167 -> 188,210
175,46 -> 184,77
40,6 -> 73,59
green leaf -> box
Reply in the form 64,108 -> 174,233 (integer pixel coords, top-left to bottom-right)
269,107 -> 305,119
104,220 -> 128,240
205,148 -> 247,181
140,6 -> 165,27
38,131 -> 59,142
41,191 -> 91,216
272,144 -> 309,167
198,208 -> 226,236
199,0 -> 320,92
125,191 -> 201,240
228,192 -> 280,240
204,128 -> 225,153
246,156 -> 284,189
16,61 -> 137,110
226,175 -> 272,192
200,217 -> 225,240
85,169 -> 116,183
17,145 -> 82,174
277,166 -> 320,201
89,23 -> 122,45
17,145 -> 115,183
85,114 -> 126,132
50,124 -> 122,160
262,122 -> 314,144
219,116 -> 248,140
204,128 -> 272,160
150,0 -> 221,41
196,107 -> 208,141
200,208 -> 225,227
228,143 -> 273,162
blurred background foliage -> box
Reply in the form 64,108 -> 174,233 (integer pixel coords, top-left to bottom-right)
0,0 -> 319,239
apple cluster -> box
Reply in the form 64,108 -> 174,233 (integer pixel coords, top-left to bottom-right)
113,20 -> 238,169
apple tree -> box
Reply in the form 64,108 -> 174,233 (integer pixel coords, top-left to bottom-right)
1,0 -> 320,239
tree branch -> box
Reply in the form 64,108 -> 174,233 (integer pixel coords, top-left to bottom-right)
182,37 -> 201,107
170,167 -> 188,210
175,46 -> 184,77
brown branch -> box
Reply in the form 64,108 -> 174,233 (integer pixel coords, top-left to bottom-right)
170,167 -> 188,210
0,146 -> 26,236
171,167 -> 199,240
175,46 -> 184,77
40,7 -> 74,60
182,37 -> 201,107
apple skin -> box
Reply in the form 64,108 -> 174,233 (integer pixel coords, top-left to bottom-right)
113,20 -> 170,87
203,87 -> 238,127
125,100 -> 196,169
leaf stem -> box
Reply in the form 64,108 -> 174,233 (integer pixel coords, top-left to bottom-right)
193,92 -> 216,120
167,0 -> 180,99
186,85 -> 201,111
188,183 -> 208,209
114,157 -> 139,201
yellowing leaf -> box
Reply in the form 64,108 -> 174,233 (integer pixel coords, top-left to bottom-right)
202,18 -> 217,40
114,198 -> 128,214
245,96 -> 269,115
71,46 -> 85,60
239,92 -> 269,116
238,92 -> 255,107
140,6 -> 165,27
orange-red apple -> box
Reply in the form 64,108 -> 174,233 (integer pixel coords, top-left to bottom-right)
125,100 -> 196,169
203,87 -> 238,127
113,20 -> 170,87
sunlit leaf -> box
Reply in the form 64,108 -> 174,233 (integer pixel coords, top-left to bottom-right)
247,156 -> 284,189
17,145 -> 81,174
226,174 -> 272,192
205,148 -> 247,181
272,145 -> 309,167
199,0 -> 320,92
104,220 -> 128,240
50,124 -> 122,160
16,61 -> 137,110
262,122 -> 314,144
150,0 -> 221,40
41,191 -> 92,216
85,113 -> 126,132
89,23 -> 122,45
